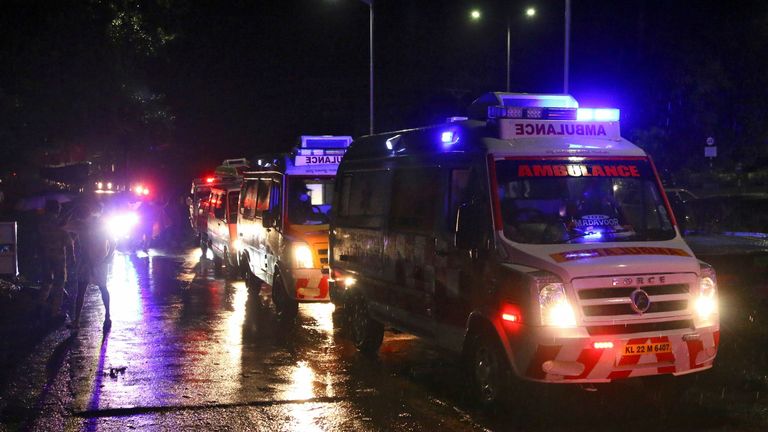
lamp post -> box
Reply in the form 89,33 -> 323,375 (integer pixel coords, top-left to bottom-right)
564,0 -> 571,94
470,7 -> 536,93
359,0 -> 374,135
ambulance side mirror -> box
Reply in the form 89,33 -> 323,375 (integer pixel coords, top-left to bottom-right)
455,201 -> 483,251
262,210 -> 278,229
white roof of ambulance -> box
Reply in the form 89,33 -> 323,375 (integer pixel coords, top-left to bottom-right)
481,135 -> 648,158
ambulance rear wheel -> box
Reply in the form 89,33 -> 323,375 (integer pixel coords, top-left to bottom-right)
467,331 -> 511,407
272,273 -> 298,322
348,293 -> 383,355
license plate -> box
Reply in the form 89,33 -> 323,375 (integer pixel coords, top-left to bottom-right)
623,342 -> 672,356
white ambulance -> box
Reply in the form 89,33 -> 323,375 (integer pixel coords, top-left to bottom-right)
238,136 -> 351,320
329,93 -> 719,404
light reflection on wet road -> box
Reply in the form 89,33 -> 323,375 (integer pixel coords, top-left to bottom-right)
58,247 -> 765,431
66,248 -> 481,431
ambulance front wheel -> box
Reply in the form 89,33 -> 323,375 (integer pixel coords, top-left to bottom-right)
348,292 -> 383,355
272,272 -> 298,322
467,330 -> 512,407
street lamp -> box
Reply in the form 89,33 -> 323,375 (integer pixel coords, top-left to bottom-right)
470,7 -> 536,93
359,0 -> 374,135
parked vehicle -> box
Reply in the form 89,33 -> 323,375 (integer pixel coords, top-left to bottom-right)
189,158 -> 249,241
202,181 -> 242,270
238,136 -> 351,320
330,93 -> 720,405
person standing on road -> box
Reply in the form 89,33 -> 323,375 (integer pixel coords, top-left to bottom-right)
37,199 -> 74,326
68,202 -> 115,332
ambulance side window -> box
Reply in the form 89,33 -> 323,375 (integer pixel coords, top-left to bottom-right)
337,170 -> 390,228
390,167 -> 440,233
269,179 -> 282,221
213,192 -> 226,220
241,180 -> 258,220
255,179 -> 272,216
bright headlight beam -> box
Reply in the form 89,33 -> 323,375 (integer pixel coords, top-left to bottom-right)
292,244 -> 313,269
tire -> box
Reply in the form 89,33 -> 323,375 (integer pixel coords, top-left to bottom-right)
467,330 -> 511,407
200,235 -> 208,258
272,272 -> 298,322
348,292 -> 384,355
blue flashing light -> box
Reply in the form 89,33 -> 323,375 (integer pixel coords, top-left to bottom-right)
577,108 -> 620,122
300,135 -> 353,149
440,130 -> 459,147
583,231 -> 603,240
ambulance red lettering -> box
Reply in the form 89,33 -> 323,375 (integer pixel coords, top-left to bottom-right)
518,165 -> 534,176
591,166 -> 606,176
533,165 -> 554,176
629,166 -> 640,177
554,165 -> 568,176
597,125 -> 606,135
580,165 -> 592,176
604,165 -> 618,176
575,124 -> 584,135
536,124 -> 546,135
617,166 -> 630,176
567,165 -> 582,176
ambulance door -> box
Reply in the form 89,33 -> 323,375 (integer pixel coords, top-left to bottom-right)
210,190 -> 228,257
254,175 -> 282,285
382,165 -> 442,335
238,179 -> 260,278
432,162 -> 494,349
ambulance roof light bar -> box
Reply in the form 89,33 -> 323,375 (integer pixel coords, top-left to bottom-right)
300,135 -> 353,149
222,158 -> 249,167
468,92 -> 579,120
498,93 -> 579,109
488,106 -> 620,122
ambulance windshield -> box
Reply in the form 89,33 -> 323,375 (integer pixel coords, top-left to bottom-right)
494,159 -> 675,244
287,177 -> 334,225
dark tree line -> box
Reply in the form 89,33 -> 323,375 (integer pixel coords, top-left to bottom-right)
1,0 -> 767,186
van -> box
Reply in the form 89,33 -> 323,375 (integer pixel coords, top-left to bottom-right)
202,181 -> 241,269
329,93 -> 719,404
189,158 -> 249,241
238,136 -> 351,320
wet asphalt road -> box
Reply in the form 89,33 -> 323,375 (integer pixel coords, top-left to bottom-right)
2,247 -> 767,431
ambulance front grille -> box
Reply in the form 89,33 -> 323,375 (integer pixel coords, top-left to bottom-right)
577,283 -> 690,319
318,248 -> 329,268
587,319 -> 693,336
572,275 -> 694,335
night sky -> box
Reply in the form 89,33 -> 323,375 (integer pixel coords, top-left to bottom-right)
1,0 -> 767,187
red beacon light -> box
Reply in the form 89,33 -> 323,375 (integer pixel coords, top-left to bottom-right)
205,176 -> 216,184
133,184 -> 150,197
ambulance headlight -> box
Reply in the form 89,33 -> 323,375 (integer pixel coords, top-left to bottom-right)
535,275 -> 576,327
292,243 -> 314,269
106,212 -> 139,239
695,266 -> 718,324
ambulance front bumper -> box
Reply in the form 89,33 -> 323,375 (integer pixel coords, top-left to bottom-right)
508,323 -> 719,383
284,268 -> 330,301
